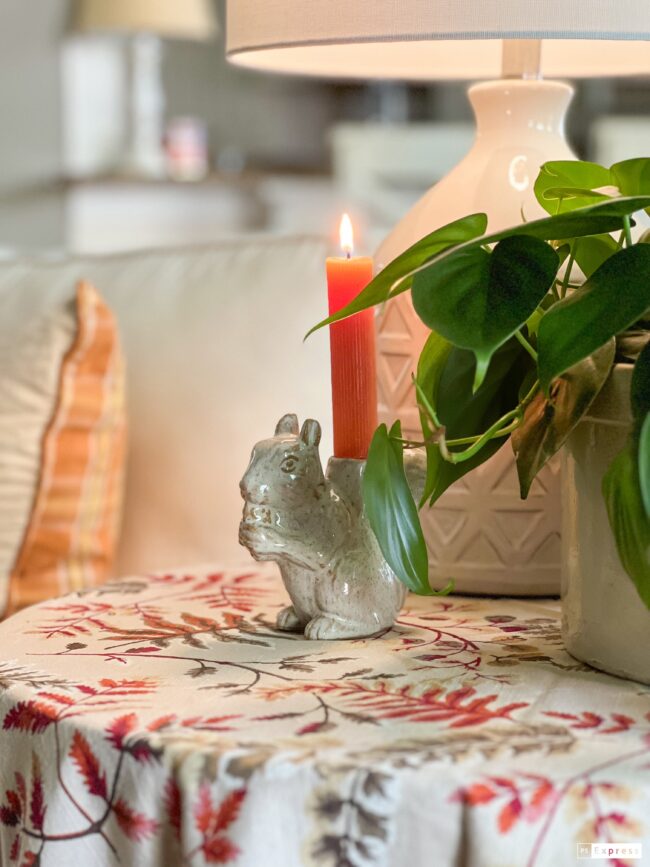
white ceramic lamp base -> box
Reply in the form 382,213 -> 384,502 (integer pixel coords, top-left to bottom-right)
376,79 -> 575,596
376,78 -> 576,265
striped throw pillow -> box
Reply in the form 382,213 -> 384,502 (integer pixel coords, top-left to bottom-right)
0,281 -> 126,617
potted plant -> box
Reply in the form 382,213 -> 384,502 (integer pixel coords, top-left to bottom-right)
310,158 -> 650,682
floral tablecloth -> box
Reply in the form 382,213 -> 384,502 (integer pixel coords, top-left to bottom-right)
0,566 -> 648,867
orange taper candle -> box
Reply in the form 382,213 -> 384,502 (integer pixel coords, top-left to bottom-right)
326,214 -> 378,459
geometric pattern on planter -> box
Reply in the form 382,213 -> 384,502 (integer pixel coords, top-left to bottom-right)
376,292 -> 561,596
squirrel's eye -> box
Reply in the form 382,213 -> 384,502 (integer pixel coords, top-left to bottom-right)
281,456 -> 298,474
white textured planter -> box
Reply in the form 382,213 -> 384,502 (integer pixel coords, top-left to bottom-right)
562,365 -> 650,684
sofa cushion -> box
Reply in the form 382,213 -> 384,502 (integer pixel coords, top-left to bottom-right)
0,236 -> 332,576
0,280 -> 126,616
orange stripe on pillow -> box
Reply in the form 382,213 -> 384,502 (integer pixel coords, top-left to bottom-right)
7,281 -> 126,614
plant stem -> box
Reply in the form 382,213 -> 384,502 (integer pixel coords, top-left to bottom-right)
396,420 -> 520,451
623,215 -> 633,248
438,378 -> 540,464
392,437 -> 427,448
559,249 -> 576,299
448,420 -> 519,447
412,374 -> 442,429
439,408 -> 520,464
515,330 -> 538,362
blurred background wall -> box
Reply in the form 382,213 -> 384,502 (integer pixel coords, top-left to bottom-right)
0,0 -> 648,254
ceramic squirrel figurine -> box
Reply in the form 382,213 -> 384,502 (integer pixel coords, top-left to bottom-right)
239,413 -> 426,640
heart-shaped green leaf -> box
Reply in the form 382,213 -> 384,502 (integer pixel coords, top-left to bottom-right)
639,415 -> 650,520
538,245 -> 650,392
412,235 -> 558,390
307,197 -> 650,343
509,196 -> 649,241
631,341 -> 650,420
416,331 -> 452,507
603,443 -> 650,609
572,234 -> 620,279
631,343 -> 650,518
363,421 -> 433,595
535,160 -> 611,214
305,213 -> 488,338
611,158 -> 650,210
417,338 -> 531,505
512,340 -> 615,498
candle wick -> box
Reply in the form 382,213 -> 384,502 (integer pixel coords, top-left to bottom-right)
346,251 -> 351,260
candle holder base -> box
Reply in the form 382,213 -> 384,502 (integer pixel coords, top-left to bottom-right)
239,413 -> 425,640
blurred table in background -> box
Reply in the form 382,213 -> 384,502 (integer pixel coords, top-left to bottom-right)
0,121 -> 478,256
0,172 -> 335,255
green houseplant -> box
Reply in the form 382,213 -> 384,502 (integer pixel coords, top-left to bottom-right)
310,158 -> 650,628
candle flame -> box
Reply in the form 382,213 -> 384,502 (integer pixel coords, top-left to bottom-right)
339,213 -> 354,256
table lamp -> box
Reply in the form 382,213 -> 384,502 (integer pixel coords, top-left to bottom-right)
225,2 -> 650,599
226,1 -> 650,256
71,0 -> 218,177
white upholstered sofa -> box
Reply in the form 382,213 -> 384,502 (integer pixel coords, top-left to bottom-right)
0,235 -> 333,579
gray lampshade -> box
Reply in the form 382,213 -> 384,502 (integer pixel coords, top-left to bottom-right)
72,0 -> 218,41
226,0 -> 650,79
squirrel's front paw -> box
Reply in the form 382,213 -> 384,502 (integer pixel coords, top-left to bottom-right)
305,615 -> 379,640
276,605 -> 304,632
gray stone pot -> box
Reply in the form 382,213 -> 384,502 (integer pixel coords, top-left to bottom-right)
562,364 -> 650,684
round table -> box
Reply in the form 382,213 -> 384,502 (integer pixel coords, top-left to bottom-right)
0,565 -> 648,867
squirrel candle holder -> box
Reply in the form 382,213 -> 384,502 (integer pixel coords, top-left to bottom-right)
239,413 -> 425,640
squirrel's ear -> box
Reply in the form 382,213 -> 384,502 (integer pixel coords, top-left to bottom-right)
275,413 -> 299,436
300,419 -> 321,447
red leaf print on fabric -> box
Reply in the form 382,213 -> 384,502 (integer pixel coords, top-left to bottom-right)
3,701 -> 57,734
601,714 -> 635,734
112,799 -> 158,841
165,778 -> 182,841
128,740 -> 158,764
498,797 -> 522,833
525,780 -> 555,821
14,774 -> 26,810
147,714 -> 176,732
212,790 -> 246,833
297,721 -> 327,736
0,789 -> 21,827
544,711 -> 603,729
29,755 -> 46,832
202,835 -> 240,864
37,693 -> 75,706
98,678 -> 156,695
69,731 -> 108,799
276,681 -> 529,727
196,786 -> 215,834
75,685 -> 99,696
544,710 -> 637,735
455,772 -> 561,846
106,713 -> 137,750
462,783 -> 496,805
194,786 -> 246,863
105,714 -> 158,763
9,834 -> 21,861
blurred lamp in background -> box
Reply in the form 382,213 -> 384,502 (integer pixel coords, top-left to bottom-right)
71,0 -> 217,178
226,0 -> 650,259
